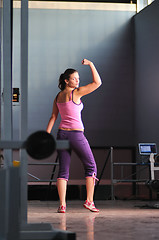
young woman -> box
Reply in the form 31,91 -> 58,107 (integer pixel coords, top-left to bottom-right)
46,59 -> 102,213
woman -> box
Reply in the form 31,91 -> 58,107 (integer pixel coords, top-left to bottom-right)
46,59 -> 102,213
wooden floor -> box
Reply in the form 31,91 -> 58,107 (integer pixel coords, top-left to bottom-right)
27,200 -> 159,240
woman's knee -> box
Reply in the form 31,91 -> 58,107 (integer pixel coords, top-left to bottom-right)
58,168 -> 69,180
85,162 -> 97,178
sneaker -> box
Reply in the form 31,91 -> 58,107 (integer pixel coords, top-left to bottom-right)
83,200 -> 99,212
57,205 -> 66,213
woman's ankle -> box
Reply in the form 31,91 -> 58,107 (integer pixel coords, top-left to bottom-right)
60,201 -> 66,206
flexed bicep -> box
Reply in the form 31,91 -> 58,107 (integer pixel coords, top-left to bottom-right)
76,59 -> 102,97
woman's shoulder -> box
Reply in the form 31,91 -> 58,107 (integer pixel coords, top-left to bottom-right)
56,90 -> 71,103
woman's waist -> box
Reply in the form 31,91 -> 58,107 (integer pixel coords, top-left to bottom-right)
59,119 -> 84,130
58,127 -> 84,132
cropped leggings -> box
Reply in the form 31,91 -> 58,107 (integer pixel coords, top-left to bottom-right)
57,130 -> 97,181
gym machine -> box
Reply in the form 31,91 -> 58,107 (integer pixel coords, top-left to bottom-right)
139,143 -> 159,208
0,131 -> 76,240
0,0 -> 75,239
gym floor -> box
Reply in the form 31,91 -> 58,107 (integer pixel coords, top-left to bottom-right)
28,200 -> 159,240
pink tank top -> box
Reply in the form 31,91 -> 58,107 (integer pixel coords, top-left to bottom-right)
56,90 -> 84,130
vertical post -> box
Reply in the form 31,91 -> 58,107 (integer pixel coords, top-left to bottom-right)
132,147 -> 137,197
0,168 -> 20,240
2,1 -> 13,239
0,169 -> 7,239
20,0 -> 28,225
3,0 -> 13,167
150,153 -> 155,180
7,167 -> 20,240
110,147 -> 114,200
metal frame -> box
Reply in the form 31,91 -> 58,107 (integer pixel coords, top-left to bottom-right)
20,0 -> 29,225
3,0 -> 13,168
110,147 -> 158,200
1,2 -> 14,240
149,153 -> 159,180
1,0 -> 75,238
28,161 -> 59,182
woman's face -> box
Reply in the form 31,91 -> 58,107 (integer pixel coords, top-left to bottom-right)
66,72 -> 80,88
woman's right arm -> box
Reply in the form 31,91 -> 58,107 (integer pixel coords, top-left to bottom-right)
46,99 -> 59,133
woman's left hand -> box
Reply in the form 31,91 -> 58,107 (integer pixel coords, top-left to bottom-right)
82,59 -> 92,66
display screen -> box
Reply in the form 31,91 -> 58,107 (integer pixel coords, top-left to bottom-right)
138,143 -> 157,155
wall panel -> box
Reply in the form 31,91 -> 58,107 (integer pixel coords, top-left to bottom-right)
12,1 -> 136,147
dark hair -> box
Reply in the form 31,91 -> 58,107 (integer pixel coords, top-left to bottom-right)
58,68 -> 77,90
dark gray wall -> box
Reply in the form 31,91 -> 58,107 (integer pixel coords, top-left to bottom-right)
0,1 -> 1,140
134,0 -> 159,151
11,4 -> 135,147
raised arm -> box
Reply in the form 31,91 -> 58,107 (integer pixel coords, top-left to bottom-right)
76,59 -> 102,97
46,98 -> 59,133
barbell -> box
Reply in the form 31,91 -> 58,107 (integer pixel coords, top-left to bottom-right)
0,130 -> 69,160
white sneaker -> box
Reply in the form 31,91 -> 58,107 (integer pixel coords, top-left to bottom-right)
83,200 -> 99,212
57,205 -> 66,213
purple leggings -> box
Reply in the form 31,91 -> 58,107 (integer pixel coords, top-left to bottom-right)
57,130 -> 97,181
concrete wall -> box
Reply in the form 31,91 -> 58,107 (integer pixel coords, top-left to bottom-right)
0,2 -> 137,183
10,2 -> 136,147
134,0 -> 159,157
